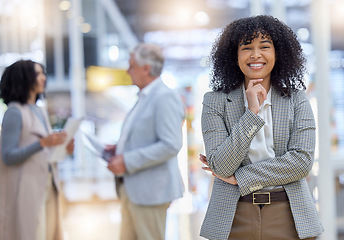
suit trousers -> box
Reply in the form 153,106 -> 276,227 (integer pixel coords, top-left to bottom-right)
228,199 -> 316,240
119,183 -> 170,240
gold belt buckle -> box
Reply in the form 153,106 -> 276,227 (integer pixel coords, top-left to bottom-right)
253,192 -> 271,205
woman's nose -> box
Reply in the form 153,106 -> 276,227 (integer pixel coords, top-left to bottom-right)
250,49 -> 262,59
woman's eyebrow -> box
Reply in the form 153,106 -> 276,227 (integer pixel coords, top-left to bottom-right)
261,40 -> 272,44
239,42 -> 250,46
239,39 -> 272,46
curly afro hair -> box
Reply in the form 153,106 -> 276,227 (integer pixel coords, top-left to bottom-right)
210,15 -> 307,97
0,60 -> 44,105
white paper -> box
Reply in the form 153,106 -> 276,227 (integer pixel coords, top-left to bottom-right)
81,131 -> 113,162
82,131 -> 105,159
49,117 -> 83,163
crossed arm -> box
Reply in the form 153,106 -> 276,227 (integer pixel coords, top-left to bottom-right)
201,91 -> 316,196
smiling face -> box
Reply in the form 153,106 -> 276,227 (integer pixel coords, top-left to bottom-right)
237,33 -> 276,87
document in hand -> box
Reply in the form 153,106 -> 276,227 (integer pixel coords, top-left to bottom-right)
49,117 -> 83,163
81,131 -> 111,162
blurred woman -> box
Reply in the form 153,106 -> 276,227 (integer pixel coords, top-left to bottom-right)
0,60 -> 74,240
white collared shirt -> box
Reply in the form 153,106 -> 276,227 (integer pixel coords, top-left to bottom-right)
116,78 -> 161,155
242,85 -> 275,164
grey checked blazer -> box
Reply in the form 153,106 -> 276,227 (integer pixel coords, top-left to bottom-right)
200,87 -> 323,240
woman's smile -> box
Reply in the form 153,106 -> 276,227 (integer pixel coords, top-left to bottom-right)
238,33 -> 276,84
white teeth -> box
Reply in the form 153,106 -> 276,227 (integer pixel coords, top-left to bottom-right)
249,63 -> 263,67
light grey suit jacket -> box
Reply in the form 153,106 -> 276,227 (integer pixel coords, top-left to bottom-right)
200,87 -> 324,240
115,79 -> 185,206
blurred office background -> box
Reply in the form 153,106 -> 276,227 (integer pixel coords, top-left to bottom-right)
0,0 -> 344,239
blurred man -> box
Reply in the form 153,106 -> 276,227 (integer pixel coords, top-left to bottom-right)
107,43 -> 185,240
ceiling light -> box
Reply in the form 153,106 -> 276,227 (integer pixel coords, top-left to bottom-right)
59,0 -> 71,11
194,11 -> 210,26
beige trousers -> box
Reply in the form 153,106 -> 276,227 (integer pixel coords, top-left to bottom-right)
228,200 -> 316,240
119,183 -> 170,240
36,173 -> 58,240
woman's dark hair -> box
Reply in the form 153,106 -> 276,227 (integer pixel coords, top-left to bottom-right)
0,60 -> 45,105
210,15 -> 306,97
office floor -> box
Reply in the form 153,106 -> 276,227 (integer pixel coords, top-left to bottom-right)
62,194 -> 207,240
59,159 -> 211,240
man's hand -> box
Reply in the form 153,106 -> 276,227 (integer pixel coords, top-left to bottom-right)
103,144 -> 116,161
107,154 -> 126,175
199,154 -> 238,185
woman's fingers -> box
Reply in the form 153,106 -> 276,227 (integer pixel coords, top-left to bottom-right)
42,131 -> 67,147
202,166 -> 212,171
247,78 -> 263,88
66,139 -> 74,154
246,79 -> 268,114
53,132 -> 67,145
199,154 -> 208,165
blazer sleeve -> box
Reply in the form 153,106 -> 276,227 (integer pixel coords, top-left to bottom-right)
235,91 -> 316,196
201,91 -> 265,177
124,90 -> 185,175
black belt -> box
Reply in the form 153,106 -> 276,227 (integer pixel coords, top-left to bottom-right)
239,190 -> 288,205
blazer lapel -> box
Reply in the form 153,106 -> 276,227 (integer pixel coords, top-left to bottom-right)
226,87 -> 245,127
226,88 -> 252,165
271,88 -> 290,157
226,87 -> 290,163
125,80 -> 164,141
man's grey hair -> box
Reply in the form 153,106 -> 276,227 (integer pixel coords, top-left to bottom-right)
131,43 -> 164,77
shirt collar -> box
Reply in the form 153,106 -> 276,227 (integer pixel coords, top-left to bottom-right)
138,77 -> 161,98
242,84 -> 272,108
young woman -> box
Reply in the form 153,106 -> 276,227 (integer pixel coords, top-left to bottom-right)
0,60 -> 74,240
200,15 -> 323,240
